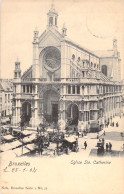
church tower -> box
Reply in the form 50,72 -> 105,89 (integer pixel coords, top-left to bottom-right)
14,58 -> 21,79
47,3 -> 58,29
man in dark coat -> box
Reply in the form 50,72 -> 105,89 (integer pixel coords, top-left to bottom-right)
84,141 -> 87,149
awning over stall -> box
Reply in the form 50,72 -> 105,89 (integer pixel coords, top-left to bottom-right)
64,135 -> 77,143
3,135 -> 16,141
20,130 -> 33,136
21,134 -> 37,143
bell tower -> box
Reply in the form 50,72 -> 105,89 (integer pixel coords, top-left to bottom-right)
47,3 -> 58,29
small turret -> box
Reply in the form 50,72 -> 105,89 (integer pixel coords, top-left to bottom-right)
47,3 -> 58,29
14,58 -> 21,79
62,23 -> 67,37
33,27 -> 39,43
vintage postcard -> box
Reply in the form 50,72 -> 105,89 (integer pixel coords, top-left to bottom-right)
0,0 -> 124,194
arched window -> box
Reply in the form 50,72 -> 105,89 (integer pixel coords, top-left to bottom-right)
77,57 -> 80,62
72,54 -> 75,60
68,85 -> 71,94
91,62 -> 93,68
49,17 -> 53,25
101,65 -> 107,76
55,17 -> 57,26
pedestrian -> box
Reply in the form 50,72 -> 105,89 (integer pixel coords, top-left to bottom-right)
106,143 -> 108,152
84,141 -> 87,150
104,131 -> 105,136
77,131 -> 79,138
97,132 -> 99,139
37,125 -> 40,134
109,142 -> 112,151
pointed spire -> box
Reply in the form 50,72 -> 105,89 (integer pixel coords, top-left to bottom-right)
47,1 -> 58,29
35,26 -> 38,31
33,26 -> 39,43
17,56 -> 19,62
49,0 -> 57,14
14,57 -> 21,79
113,38 -> 117,56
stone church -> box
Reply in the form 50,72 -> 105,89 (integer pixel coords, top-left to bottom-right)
12,4 -> 123,131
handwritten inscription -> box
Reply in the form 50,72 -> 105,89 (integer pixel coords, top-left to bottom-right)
3,161 -> 37,173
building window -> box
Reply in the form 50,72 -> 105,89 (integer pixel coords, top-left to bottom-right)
90,110 -> 94,120
15,72 -> 17,78
5,94 -> 7,103
68,85 -> 71,94
72,54 -> 75,60
77,86 -> 80,94
82,71 -> 84,77
77,57 -> 80,62
101,65 -> 107,76
72,86 -> 75,94
30,85 -> 32,93
8,94 -> 10,101
55,17 -> 57,25
14,86 -> 16,93
27,85 -> 29,93
23,85 -> 25,93
49,17 -> 53,25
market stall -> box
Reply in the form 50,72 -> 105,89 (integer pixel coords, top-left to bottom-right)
13,147 -> 30,156
2,135 -> 17,143
20,134 -> 37,144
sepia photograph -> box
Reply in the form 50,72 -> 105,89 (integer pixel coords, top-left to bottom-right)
0,0 -> 124,193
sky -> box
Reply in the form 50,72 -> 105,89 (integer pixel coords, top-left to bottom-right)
1,0 -> 124,79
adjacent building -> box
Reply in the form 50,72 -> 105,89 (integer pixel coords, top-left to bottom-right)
0,79 -> 13,122
12,4 -> 123,131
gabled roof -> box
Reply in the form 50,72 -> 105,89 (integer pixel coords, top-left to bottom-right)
22,65 -> 32,78
92,50 -> 114,58
64,37 -> 99,58
0,81 -> 13,92
39,28 -> 64,43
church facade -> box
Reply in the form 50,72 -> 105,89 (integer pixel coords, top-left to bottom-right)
12,5 -> 123,131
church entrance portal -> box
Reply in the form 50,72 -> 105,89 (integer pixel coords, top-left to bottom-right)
52,104 -> 58,122
21,101 -> 31,125
43,90 -> 59,123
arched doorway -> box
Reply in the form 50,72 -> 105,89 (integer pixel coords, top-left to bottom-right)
43,89 -> 59,123
67,104 -> 79,125
21,101 -> 31,125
